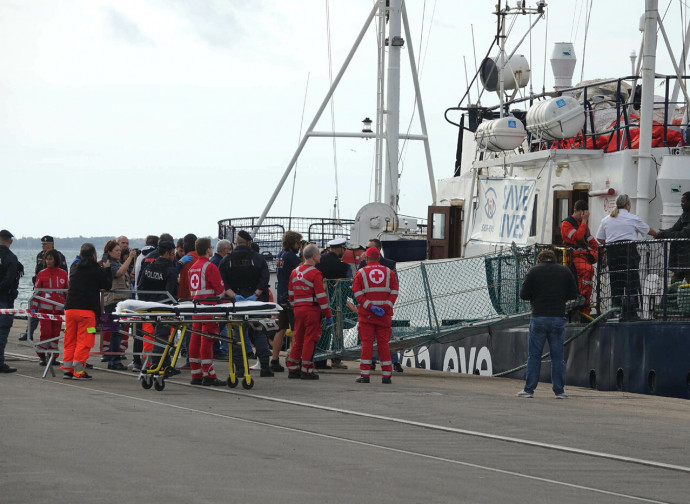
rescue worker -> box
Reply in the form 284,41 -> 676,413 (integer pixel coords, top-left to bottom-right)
218,230 -> 273,377
32,249 -> 68,366
273,230 -> 303,372
0,229 -> 22,374
61,243 -> 112,380
138,240 -> 179,369
357,238 -> 403,373
314,237 -> 351,369
286,244 -> 333,380
560,200 -> 598,316
188,238 -> 227,386
21,235 -> 67,342
176,233 -> 198,370
353,246 -> 398,384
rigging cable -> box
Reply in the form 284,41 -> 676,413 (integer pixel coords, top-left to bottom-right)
325,0 -> 341,220
579,0 -> 593,83
542,7 -> 548,94
289,72 -> 311,219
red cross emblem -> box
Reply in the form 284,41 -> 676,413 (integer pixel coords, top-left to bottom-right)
296,271 -> 304,281
368,268 -> 385,284
190,273 -> 200,290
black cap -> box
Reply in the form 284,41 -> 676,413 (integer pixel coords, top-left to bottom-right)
237,230 -> 252,242
0,229 -> 13,239
40,235 -> 54,243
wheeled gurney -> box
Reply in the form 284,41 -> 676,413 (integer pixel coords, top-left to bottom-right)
115,299 -> 281,391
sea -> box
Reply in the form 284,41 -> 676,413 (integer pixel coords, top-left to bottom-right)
12,248 -> 80,310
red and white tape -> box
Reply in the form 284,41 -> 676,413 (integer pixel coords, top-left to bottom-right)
0,309 -> 65,321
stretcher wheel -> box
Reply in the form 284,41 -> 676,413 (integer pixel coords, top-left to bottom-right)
154,378 -> 165,391
228,375 -> 238,388
141,375 -> 153,389
164,366 -> 175,378
241,377 -> 253,390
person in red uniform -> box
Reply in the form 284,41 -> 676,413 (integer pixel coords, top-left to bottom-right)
560,200 -> 598,316
286,244 -> 332,380
352,246 -> 399,384
188,237 -> 227,386
32,249 -> 68,366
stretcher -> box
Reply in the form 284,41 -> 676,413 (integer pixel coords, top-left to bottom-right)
115,299 -> 281,391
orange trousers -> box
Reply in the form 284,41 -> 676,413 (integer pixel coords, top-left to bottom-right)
61,309 -> 96,375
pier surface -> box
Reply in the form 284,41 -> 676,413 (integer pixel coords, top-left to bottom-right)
1,320 -> 688,504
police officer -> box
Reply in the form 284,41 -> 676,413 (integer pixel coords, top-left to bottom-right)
218,230 -> 273,377
560,200 -> 598,316
138,240 -> 179,368
0,229 -> 22,373
314,237 -> 351,369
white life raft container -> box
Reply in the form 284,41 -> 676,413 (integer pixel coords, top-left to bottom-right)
475,116 -> 527,152
526,96 -> 584,140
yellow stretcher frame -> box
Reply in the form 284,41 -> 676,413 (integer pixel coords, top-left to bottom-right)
117,311 -> 278,391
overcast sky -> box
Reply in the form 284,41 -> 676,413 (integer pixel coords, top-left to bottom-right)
2,0 -> 686,239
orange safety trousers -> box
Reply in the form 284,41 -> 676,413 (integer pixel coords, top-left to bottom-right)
142,322 -> 155,364
572,253 -> 594,316
286,306 -> 322,374
61,309 -> 96,376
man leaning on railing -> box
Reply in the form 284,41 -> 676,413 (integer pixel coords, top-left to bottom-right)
655,191 -> 690,284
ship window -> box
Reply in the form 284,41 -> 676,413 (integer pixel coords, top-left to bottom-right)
432,213 -> 446,239
557,198 -> 569,222
530,195 -> 538,237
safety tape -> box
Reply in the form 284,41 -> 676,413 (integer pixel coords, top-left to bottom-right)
0,308 -> 66,321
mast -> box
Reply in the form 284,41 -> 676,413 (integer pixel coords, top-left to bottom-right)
384,0 -> 403,210
634,0 -> 658,223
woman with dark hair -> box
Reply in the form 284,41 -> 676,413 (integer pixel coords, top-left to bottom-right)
101,240 -> 136,370
32,249 -> 69,366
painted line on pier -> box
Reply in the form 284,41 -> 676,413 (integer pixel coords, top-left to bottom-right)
21,374 -> 676,504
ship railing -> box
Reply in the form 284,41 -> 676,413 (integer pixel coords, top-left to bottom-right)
314,239 -> 690,359
594,238 -> 690,322
453,74 -> 689,160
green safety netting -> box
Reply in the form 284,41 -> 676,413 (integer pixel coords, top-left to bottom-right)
314,245 -> 539,359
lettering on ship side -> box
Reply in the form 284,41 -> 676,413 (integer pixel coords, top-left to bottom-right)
401,346 -> 493,376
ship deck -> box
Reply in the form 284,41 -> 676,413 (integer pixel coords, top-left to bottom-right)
2,319 -> 688,504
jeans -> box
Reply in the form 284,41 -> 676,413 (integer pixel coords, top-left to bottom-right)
524,316 -> 566,395
0,301 -> 14,365
213,324 -> 229,356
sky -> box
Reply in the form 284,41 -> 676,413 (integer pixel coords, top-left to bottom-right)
1,0 -> 688,239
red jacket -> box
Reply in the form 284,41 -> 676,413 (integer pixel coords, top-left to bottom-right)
188,256 -> 225,303
560,217 -> 598,261
177,251 -> 199,299
353,262 -> 398,326
33,266 -> 68,312
288,264 -> 332,318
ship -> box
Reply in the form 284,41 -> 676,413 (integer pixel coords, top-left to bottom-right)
219,0 -> 690,399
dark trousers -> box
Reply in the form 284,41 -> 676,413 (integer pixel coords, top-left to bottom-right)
607,243 -> 641,316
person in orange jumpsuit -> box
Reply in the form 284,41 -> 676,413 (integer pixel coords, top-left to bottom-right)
61,243 -> 112,380
352,247 -> 399,384
32,249 -> 68,366
188,237 -> 227,386
560,200 -> 598,316
286,244 -> 332,380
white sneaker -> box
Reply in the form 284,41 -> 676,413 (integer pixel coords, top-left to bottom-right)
555,393 -> 569,399
516,390 -> 534,398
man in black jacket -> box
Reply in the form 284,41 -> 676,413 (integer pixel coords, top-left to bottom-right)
61,243 -> 112,380
138,241 -> 179,369
218,230 -> 273,377
0,229 -> 22,373
517,249 -> 577,399
656,191 -> 690,283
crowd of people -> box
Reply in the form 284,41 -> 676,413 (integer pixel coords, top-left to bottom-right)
0,229 -> 402,385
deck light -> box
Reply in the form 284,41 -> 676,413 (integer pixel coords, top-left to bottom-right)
362,117 -> 373,133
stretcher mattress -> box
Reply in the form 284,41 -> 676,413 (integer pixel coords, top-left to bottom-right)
115,299 -> 281,315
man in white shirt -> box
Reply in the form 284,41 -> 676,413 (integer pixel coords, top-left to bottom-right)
596,194 -> 656,321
